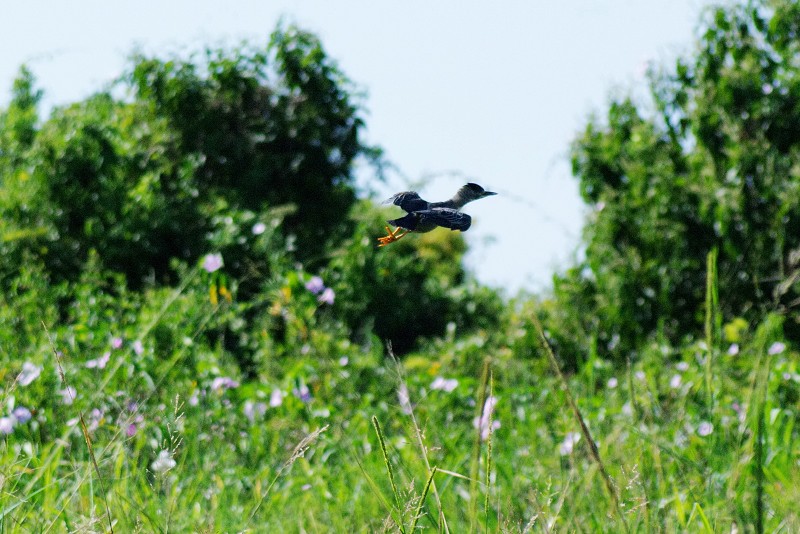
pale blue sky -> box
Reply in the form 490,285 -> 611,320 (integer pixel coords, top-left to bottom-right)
0,1 -> 710,293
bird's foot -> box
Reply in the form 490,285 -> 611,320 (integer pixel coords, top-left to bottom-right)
377,226 -> 408,247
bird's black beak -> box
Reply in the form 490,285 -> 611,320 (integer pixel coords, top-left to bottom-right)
482,191 -> 498,198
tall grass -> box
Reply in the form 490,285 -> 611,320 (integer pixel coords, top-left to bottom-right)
1,259 -> 798,531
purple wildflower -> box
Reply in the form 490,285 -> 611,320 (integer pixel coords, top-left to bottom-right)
132,340 -> 144,356
727,343 -> 740,356
211,377 -> 239,392
111,337 -> 123,350
17,362 -> 42,386
305,276 -> 325,295
430,377 -> 458,393
317,287 -> 335,305
12,406 -> 32,424
607,377 -> 618,389
202,253 -> 224,273
293,384 -> 312,403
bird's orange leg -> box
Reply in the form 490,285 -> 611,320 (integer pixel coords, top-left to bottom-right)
377,226 -> 409,247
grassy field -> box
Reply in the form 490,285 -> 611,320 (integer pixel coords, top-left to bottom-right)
1,258 -> 798,533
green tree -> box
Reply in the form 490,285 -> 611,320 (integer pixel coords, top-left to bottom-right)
0,25 -> 372,289
552,0 -> 800,361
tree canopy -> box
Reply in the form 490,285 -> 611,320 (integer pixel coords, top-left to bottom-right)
549,0 -> 800,361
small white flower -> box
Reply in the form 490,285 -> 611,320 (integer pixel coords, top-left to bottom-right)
768,342 -> 786,355
607,377 -> 618,389
86,351 -> 111,369
727,343 -> 739,356
252,222 -> 267,235
243,401 -> 267,422
621,402 -> 633,416
58,386 -> 77,405
0,417 -> 15,435
430,377 -> 459,392
635,370 -> 646,381
697,421 -> 714,437
132,340 -> 144,356
676,361 -> 689,372
559,432 -> 581,456
670,374 -> 682,389
151,450 -> 177,474
338,357 -> 349,367
17,362 -> 42,386
269,389 -> 284,407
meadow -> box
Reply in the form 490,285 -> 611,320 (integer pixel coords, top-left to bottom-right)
3,1 -> 800,531
1,253 -> 797,532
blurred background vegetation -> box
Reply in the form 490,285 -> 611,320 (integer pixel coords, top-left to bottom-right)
1,1 -> 799,531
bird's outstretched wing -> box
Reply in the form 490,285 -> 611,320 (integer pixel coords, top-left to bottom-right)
384,191 -> 430,213
390,208 -> 472,232
421,208 -> 472,231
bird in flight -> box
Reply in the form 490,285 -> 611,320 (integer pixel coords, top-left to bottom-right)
377,183 -> 497,247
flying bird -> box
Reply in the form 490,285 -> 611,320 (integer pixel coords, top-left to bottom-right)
377,183 -> 497,247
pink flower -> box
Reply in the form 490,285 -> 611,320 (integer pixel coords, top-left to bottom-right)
317,287 -> 335,305
111,337 -> 123,350
202,253 -> 224,273
132,340 -> 144,355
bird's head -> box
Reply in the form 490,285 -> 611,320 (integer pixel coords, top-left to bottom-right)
462,182 -> 498,201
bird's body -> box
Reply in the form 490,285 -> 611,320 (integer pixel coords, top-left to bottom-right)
377,183 -> 496,246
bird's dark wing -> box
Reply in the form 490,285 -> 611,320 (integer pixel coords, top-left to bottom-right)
418,208 -> 472,231
384,191 -> 430,213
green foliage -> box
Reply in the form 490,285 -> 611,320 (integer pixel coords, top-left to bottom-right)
551,0 -> 800,361
1,3 -> 798,531
0,24 -> 370,289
